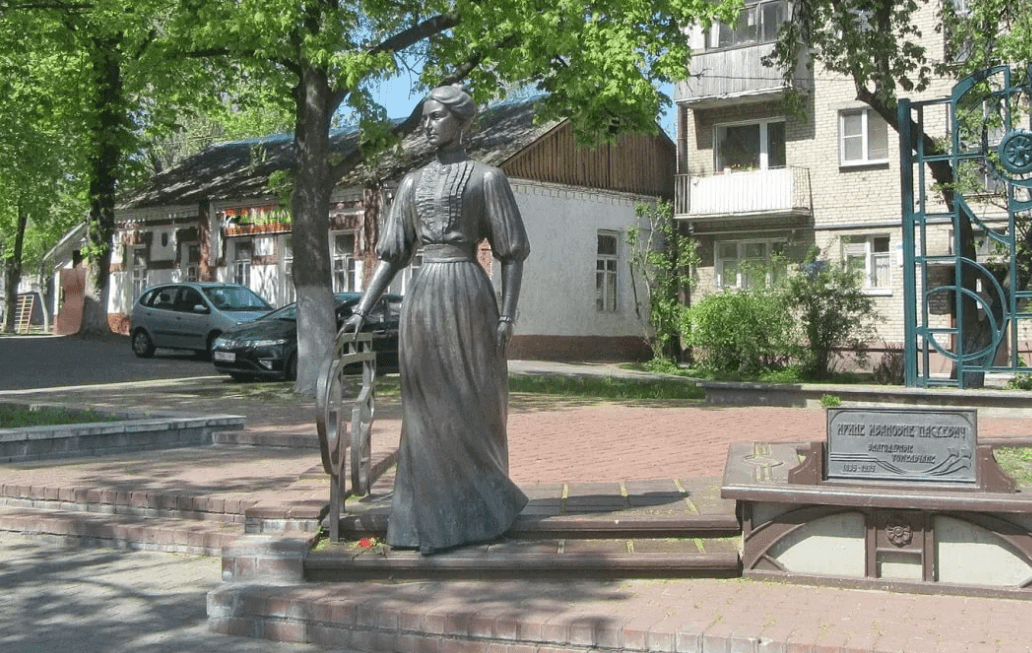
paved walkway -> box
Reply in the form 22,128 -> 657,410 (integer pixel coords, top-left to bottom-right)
3,363 -> 1032,652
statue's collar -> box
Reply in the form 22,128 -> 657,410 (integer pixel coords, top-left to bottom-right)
434,147 -> 468,165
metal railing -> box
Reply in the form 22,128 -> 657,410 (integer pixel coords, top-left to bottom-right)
674,166 -> 812,219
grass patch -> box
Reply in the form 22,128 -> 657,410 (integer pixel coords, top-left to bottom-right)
678,364 -> 878,386
0,404 -> 121,429
993,447 -> 1032,485
509,374 -> 704,401
618,360 -> 697,377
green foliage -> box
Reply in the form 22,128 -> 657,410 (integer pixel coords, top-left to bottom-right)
820,394 -> 842,408
784,252 -> 878,381
940,0 -> 1032,78
509,374 -> 705,401
873,344 -> 905,386
0,405 -> 120,429
627,202 -> 698,363
1005,373 -> 1032,391
683,284 -> 797,377
992,447 -> 1032,485
758,366 -> 805,384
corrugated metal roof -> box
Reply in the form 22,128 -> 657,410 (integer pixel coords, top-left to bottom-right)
121,97 -> 558,210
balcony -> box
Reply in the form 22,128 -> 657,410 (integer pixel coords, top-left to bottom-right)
675,42 -> 812,108
674,167 -> 812,221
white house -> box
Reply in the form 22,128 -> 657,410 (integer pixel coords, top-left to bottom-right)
96,98 -> 676,361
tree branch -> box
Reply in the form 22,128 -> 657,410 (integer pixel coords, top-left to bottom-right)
327,32 -> 518,182
327,13 -> 461,111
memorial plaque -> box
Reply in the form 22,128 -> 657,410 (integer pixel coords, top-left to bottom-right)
826,407 -> 977,484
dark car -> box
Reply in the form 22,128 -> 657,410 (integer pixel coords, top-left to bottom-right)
130,282 -> 274,359
211,292 -> 402,381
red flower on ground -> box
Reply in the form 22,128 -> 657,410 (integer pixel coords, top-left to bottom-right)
357,537 -> 378,548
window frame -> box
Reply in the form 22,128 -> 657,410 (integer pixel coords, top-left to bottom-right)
705,0 -> 789,51
281,235 -> 295,305
232,238 -> 252,288
596,230 -> 620,313
842,235 -> 893,295
838,108 -> 890,167
713,118 -> 787,171
714,238 -> 787,289
180,241 -> 200,282
130,245 -> 149,302
330,231 -> 362,293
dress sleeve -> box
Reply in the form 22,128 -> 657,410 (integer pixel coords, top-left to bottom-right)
376,172 -> 419,265
482,167 -> 530,263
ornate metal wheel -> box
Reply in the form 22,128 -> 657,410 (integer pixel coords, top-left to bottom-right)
315,331 -> 378,540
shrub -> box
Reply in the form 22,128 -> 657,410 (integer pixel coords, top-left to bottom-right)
820,394 -> 842,408
683,285 -> 797,376
873,344 -> 905,385
784,257 -> 878,381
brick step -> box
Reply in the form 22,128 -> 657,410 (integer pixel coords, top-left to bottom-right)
0,505 -> 242,555
208,575 -> 741,653
304,536 -> 741,582
0,485 -> 253,523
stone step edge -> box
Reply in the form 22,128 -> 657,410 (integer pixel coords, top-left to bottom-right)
207,581 -> 754,653
0,505 -> 242,556
338,511 -> 742,540
304,550 -> 741,581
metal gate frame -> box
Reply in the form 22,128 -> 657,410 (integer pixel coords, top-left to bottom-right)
900,65 -> 1032,387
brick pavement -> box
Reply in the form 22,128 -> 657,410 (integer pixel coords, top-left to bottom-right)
5,366 -> 1032,652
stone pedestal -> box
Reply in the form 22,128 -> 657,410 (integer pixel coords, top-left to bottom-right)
722,441 -> 1032,598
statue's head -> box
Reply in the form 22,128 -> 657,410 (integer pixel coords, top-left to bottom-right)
422,85 -> 475,150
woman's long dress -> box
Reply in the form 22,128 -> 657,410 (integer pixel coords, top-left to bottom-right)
377,155 -> 530,554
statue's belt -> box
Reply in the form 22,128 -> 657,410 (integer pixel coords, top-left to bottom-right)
421,243 -> 476,262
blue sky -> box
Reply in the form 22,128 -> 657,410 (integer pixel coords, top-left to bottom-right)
370,73 -> 676,137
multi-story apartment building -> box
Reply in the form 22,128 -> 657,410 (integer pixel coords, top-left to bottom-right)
673,0 -> 1004,372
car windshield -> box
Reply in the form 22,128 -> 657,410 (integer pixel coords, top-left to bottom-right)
263,303 -> 298,321
202,286 -> 272,312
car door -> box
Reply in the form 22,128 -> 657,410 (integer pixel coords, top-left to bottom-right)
144,286 -> 179,348
172,286 -> 211,351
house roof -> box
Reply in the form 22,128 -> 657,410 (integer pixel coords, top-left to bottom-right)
120,97 -> 561,210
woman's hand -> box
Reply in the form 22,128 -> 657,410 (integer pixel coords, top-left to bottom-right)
341,312 -> 366,338
496,319 -> 514,353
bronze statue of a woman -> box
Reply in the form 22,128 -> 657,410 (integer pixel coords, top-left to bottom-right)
343,85 -> 530,554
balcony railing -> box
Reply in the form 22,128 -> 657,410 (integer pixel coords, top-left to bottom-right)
674,167 -> 812,220
675,43 -> 812,106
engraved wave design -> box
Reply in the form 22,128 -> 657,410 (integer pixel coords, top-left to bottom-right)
921,448 -> 972,477
828,453 -> 907,475
829,448 -> 973,478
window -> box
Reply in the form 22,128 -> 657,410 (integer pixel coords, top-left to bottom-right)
843,235 -> 891,292
331,232 -> 361,292
715,239 -> 786,289
281,236 -> 295,304
232,239 -> 252,288
596,232 -> 619,312
707,0 -> 788,49
174,286 -> 205,312
715,120 -> 786,171
839,109 -> 889,166
181,242 -> 199,282
131,246 -> 148,300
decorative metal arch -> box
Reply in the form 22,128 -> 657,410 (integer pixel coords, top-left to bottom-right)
900,66 -> 1032,387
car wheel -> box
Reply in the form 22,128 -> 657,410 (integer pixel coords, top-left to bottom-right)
131,330 -> 156,358
285,353 -> 298,381
229,373 -> 254,382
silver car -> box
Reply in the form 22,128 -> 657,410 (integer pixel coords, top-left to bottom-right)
129,282 -> 273,359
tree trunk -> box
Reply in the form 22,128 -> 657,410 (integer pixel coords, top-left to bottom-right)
80,38 -> 123,336
291,63 -> 337,396
1,203 -> 28,333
